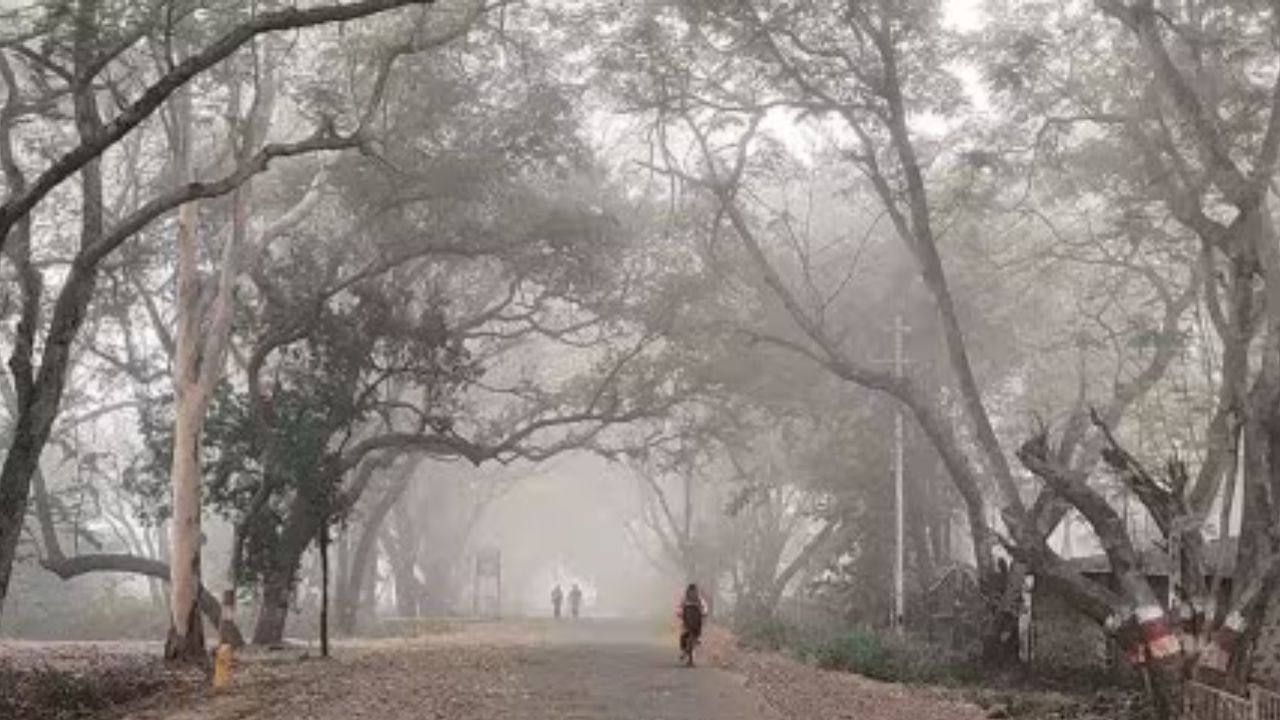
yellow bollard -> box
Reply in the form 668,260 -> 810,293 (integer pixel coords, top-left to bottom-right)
212,642 -> 233,690
212,588 -> 235,691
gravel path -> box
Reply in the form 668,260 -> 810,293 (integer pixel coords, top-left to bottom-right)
101,619 -> 982,720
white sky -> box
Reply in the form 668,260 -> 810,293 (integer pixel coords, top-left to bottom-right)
944,0 -> 986,32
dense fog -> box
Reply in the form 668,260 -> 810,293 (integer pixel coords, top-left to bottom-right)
5,2 -> 1280,718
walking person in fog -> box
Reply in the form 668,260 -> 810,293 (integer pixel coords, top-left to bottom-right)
551,584 -> 564,619
569,583 -> 583,619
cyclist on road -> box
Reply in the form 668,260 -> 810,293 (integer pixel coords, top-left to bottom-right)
676,583 -> 708,666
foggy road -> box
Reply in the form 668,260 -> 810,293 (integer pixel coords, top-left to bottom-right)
486,619 -> 782,720
116,620 -> 783,720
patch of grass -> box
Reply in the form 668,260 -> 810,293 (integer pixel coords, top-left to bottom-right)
958,686 -> 1149,720
795,626 -> 984,685
809,628 -> 890,676
365,616 -> 466,639
735,615 -> 797,652
733,615 -> 1148,718
736,617 -> 1037,686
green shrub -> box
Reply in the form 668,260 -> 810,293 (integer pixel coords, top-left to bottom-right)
738,611 -> 1137,701
811,628 -> 892,678
739,616 -> 984,686
735,615 -> 796,651
877,632 -> 984,685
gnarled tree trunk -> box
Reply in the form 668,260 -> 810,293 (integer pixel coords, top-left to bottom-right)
250,507 -> 322,646
337,474 -> 409,634
253,564 -> 295,647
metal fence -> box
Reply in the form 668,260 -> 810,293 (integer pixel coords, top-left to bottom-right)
1182,682 -> 1280,720
1252,685 -> 1280,720
1185,682 -> 1253,720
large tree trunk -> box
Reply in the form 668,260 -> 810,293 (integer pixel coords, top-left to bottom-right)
0,413 -> 48,619
0,57 -> 34,622
166,77 -> 244,659
251,494 -> 328,646
392,556 -> 422,618
1232,210 -> 1280,682
338,475 -> 409,634
387,503 -> 423,617
980,562 -> 1022,665
0,28 -> 104,619
165,401 -> 206,658
253,564 -> 295,646
166,186 -> 207,662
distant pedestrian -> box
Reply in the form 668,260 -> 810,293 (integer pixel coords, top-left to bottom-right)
569,584 -> 583,619
551,584 -> 564,620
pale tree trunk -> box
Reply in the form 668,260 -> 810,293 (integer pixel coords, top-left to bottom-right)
165,132 -> 243,662
166,188 -> 208,660
164,72 -> 204,657
167,356 -> 207,659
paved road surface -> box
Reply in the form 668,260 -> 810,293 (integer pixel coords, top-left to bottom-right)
118,619 -> 781,720
501,620 -> 778,719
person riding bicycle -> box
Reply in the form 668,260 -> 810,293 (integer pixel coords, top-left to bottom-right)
676,583 -> 708,666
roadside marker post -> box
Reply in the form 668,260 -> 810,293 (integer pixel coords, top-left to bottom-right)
213,589 -> 235,690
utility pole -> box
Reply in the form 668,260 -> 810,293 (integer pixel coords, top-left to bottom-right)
892,315 -> 906,636
319,518 -> 330,658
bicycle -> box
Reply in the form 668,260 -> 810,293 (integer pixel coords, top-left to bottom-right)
679,627 -> 700,667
